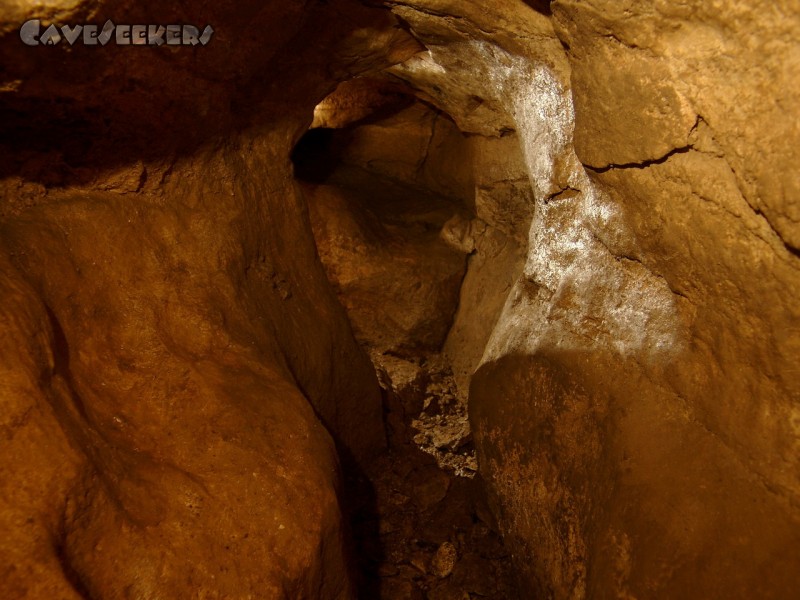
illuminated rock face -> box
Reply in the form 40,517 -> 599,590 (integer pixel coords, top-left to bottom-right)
1,0 -> 799,599
378,1 -> 800,598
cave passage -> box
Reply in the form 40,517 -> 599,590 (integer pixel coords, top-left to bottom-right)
291,78 -> 519,599
3,1 -> 799,598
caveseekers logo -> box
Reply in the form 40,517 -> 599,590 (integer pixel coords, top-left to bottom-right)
20,19 -> 214,46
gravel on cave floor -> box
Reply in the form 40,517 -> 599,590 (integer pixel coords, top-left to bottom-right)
347,353 -> 519,599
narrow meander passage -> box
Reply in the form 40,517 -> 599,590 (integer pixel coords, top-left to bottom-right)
292,84 -> 521,598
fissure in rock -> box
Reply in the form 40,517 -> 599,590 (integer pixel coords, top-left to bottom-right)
292,78 -> 519,598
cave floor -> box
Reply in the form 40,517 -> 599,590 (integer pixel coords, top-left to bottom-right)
347,354 -> 519,600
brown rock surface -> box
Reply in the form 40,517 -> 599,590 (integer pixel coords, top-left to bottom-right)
1,180 -> 357,598
554,0 -> 800,250
0,0 -> 420,596
305,175 -> 467,355
299,97 -> 472,355
0,255 -> 85,599
2,0 -> 799,598
380,0 -> 800,598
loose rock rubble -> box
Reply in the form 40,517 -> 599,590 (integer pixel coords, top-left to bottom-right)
410,364 -> 477,479
372,352 -> 477,478
347,351 -> 517,599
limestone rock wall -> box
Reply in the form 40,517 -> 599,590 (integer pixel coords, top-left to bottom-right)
0,0 -> 420,597
298,91 -> 473,356
1,0 -> 798,598
381,0 -> 800,598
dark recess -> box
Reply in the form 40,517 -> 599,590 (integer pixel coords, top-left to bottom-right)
523,0 -> 552,16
